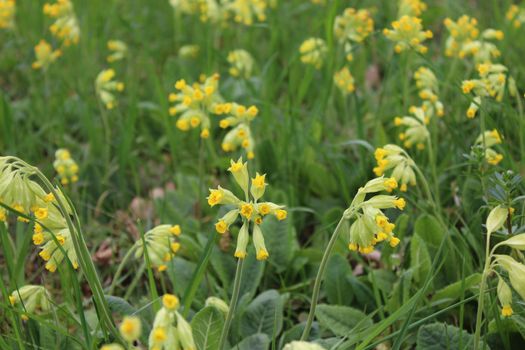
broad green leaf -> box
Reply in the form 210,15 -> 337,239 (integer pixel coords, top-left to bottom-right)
240,290 -> 284,339
431,273 -> 482,303
315,304 -> 372,337
410,234 -> 432,288
414,214 -> 443,249
191,306 -> 224,350
324,254 -> 353,306
260,216 -> 296,272
416,322 -> 490,350
233,333 -> 270,350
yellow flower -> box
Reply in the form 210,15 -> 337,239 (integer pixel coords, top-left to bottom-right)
32,40 -> 61,70
53,148 -> 79,185
215,220 -> 228,234
95,69 -> 124,109
119,316 -> 141,343
275,209 -> 287,221
334,66 -> 355,95
43,0 -> 80,46
240,203 -> 254,219
225,0 -> 268,26
299,37 -> 327,69
106,40 -> 127,62
134,225 -> 183,271
0,0 -> 16,30
228,49 -> 255,79
383,15 -> 432,54
162,294 -> 179,310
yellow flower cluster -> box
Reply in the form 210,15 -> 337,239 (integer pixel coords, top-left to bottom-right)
43,0 -> 80,46
169,74 -> 224,138
53,148 -> 79,185
227,49 -> 255,79
9,285 -> 52,320
299,37 -> 327,69
383,15 -> 433,54
506,4 -> 525,28
0,0 -> 15,30
333,8 -> 374,61
398,0 -> 427,17
133,224 -> 183,272
374,145 -> 417,192
225,0 -> 268,26
414,67 -> 444,117
333,66 -> 355,95
346,177 -> 406,254
106,40 -> 128,63
31,40 -> 62,71
220,103 -> 258,159
95,69 -> 125,110
443,16 -> 503,62
462,63 -> 508,118
473,129 -> 503,165
208,158 -> 287,260
394,106 -> 430,150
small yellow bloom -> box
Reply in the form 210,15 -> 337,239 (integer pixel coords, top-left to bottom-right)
275,209 -> 287,221
119,316 -> 141,343
162,294 -> 179,310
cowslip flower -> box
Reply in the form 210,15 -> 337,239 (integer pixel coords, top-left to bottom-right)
219,103 -> 258,159
224,0 -> 268,25
9,285 -> 52,320
107,40 -> 128,63
31,40 -> 62,70
95,68 -> 125,110
333,66 -> 355,95
0,0 -> 15,30
53,148 -> 79,185
394,106 -> 430,150
148,294 -> 196,350
472,129 -> 503,165
414,67 -> 444,117
134,224 -> 183,272
345,177 -> 405,253
443,15 -> 479,57
43,0 -> 80,46
333,8 -> 374,61
383,15 -> 433,54
169,0 -> 198,14
299,37 -> 327,69
462,63 -> 508,118
373,144 -> 417,192
208,158 -> 287,260
493,254 -> 525,318
506,4 -> 525,28
169,74 -> 225,139
119,316 -> 141,344
398,0 -> 427,17
178,44 -> 200,59
227,49 -> 255,79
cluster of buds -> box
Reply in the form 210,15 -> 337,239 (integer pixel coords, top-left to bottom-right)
149,294 -> 196,350
373,145 -> 417,192
0,0 -> 15,30
220,103 -> 258,159
398,0 -> 427,17
227,49 -> 255,79
224,0 -> 268,26
9,285 -> 52,320
208,158 -> 287,260
394,106 -> 430,150
169,0 -> 224,24
95,69 -> 125,110
443,16 -> 503,62
414,67 -> 444,117
506,4 -> 525,29
169,74 -> 224,139
344,177 -> 406,254
383,15 -> 433,54
333,66 -> 355,95
333,8 -> 374,61
472,129 -> 504,165
299,38 -> 327,69
53,148 -> 79,185
43,0 -> 80,46
134,224 -> 183,272
462,63 -> 509,118
106,40 -> 128,63
31,40 -> 62,71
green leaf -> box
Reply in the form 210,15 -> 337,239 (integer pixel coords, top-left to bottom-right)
315,304 -> 372,337
431,273 -> 482,303
240,290 -> 284,339
410,234 -> 432,288
233,333 -> 270,350
416,322 -> 490,350
260,216 -> 296,272
191,306 -> 224,350
414,214 -> 443,250
324,254 -> 353,306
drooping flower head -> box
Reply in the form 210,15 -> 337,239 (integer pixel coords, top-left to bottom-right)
227,49 -> 255,79
224,0 -> 268,26
373,144 -> 417,192
462,63 -> 508,118
134,224 -> 183,272
333,8 -> 374,61
506,4 -> 525,28
43,0 -> 80,46
208,158 -> 287,260
398,0 -> 427,17
414,67 -> 444,117
333,66 -> 355,95
219,103 -> 258,159
107,40 -> 128,63
472,129 -> 504,165
95,68 -> 125,110
0,0 -> 16,30
299,38 -> 327,69
53,148 -> 79,185
32,40 -> 62,71
9,285 -> 52,320
383,15 -> 433,54
394,106 -> 430,150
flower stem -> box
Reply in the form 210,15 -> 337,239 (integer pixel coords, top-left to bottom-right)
218,257 -> 244,350
301,216 -> 346,341
108,245 -> 137,295
473,230 -> 492,350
